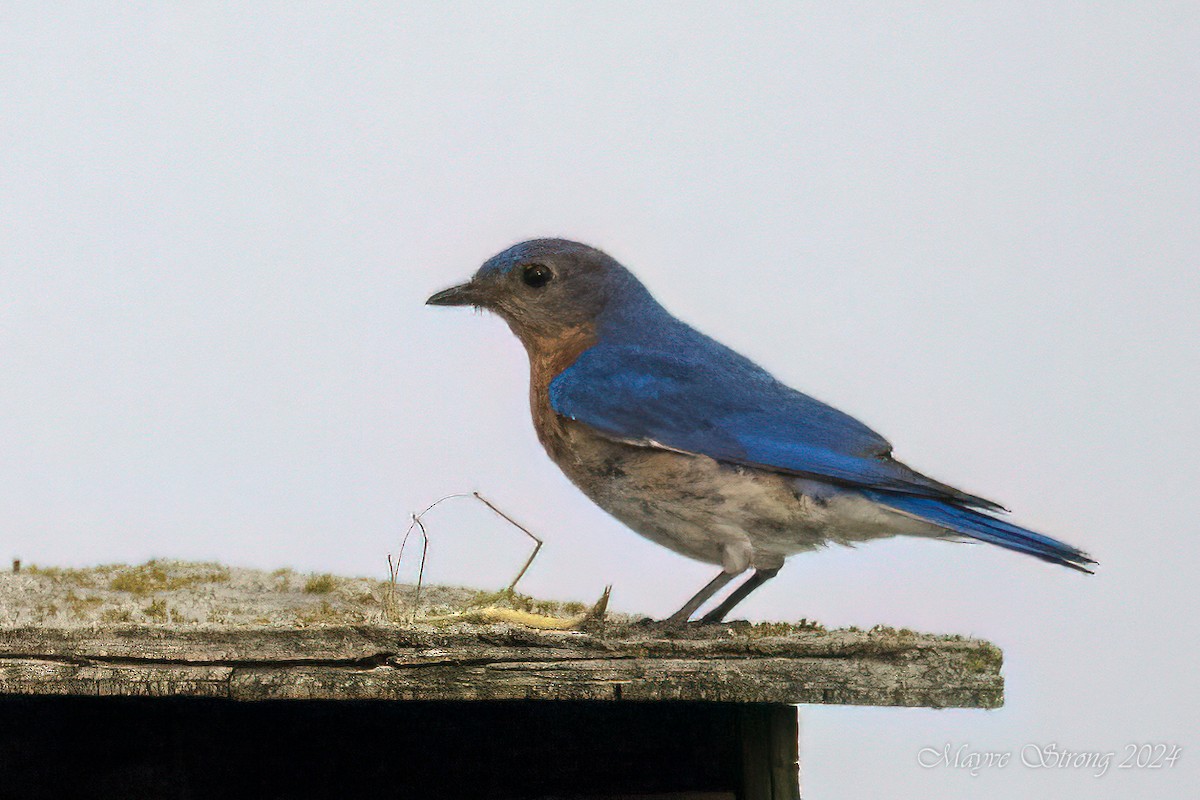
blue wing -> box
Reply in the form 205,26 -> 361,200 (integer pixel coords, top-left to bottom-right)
549,340 -> 1002,510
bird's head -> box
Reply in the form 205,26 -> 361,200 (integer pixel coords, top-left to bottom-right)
426,239 -> 642,344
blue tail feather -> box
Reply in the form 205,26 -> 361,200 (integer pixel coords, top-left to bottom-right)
864,491 -> 1096,573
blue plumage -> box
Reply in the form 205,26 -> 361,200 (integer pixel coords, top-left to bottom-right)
428,238 -> 1096,622
549,296 -> 1093,574
860,492 -> 1093,572
550,341 -> 996,508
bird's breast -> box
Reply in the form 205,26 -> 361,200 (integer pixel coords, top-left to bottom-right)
523,326 -> 597,463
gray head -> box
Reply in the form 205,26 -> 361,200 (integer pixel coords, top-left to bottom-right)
426,239 -> 648,343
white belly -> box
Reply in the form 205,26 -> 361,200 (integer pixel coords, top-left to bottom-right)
554,420 -> 940,573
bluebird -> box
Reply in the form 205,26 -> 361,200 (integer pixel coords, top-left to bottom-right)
427,239 -> 1095,624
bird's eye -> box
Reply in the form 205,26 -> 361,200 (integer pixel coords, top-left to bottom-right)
522,263 -> 553,288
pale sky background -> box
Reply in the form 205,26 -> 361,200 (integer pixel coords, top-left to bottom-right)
2,3 -> 1196,797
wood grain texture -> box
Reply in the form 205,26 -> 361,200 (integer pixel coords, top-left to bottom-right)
0,623 -> 1002,708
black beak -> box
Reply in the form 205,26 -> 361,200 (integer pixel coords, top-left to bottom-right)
426,282 -> 481,307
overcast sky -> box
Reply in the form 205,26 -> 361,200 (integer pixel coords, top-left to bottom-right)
2,3 -> 1196,797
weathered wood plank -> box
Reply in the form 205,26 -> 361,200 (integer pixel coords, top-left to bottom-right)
740,705 -> 802,800
0,623 -> 1003,708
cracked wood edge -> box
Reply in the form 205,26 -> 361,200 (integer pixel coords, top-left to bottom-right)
0,624 -> 1003,708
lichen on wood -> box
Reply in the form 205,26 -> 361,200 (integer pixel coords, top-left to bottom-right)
0,561 -> 1002,709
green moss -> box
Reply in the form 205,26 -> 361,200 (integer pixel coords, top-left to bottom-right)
142,598 -> 168,620
530,598 -> 593,618
63,591 -> 104,619
728,618 -> 827,637
531,599 -> 562,616
101,608 -> 133,623
170,609 -> 195,624
294,600 -> 367,625
963,644 -> 1004,674
25,564 -> 102,588
203,603 -> 246,625
108,560 -> 230,596
303,574 -> 338,594
464,588 -> 539,612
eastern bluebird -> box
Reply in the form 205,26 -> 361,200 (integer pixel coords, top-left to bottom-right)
428,239 -> 1095,624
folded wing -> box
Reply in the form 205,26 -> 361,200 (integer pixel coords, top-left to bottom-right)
549,341 -> 1002,510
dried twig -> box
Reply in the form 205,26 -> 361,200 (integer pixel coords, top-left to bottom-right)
386,492 -> 546,622
470,492 -> 544,594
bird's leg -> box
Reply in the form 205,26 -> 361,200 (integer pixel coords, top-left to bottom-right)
662,571 -> 737,626
700,567 -> 781,623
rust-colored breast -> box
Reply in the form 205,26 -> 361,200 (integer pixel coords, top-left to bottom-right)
523,325 -> 597,463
